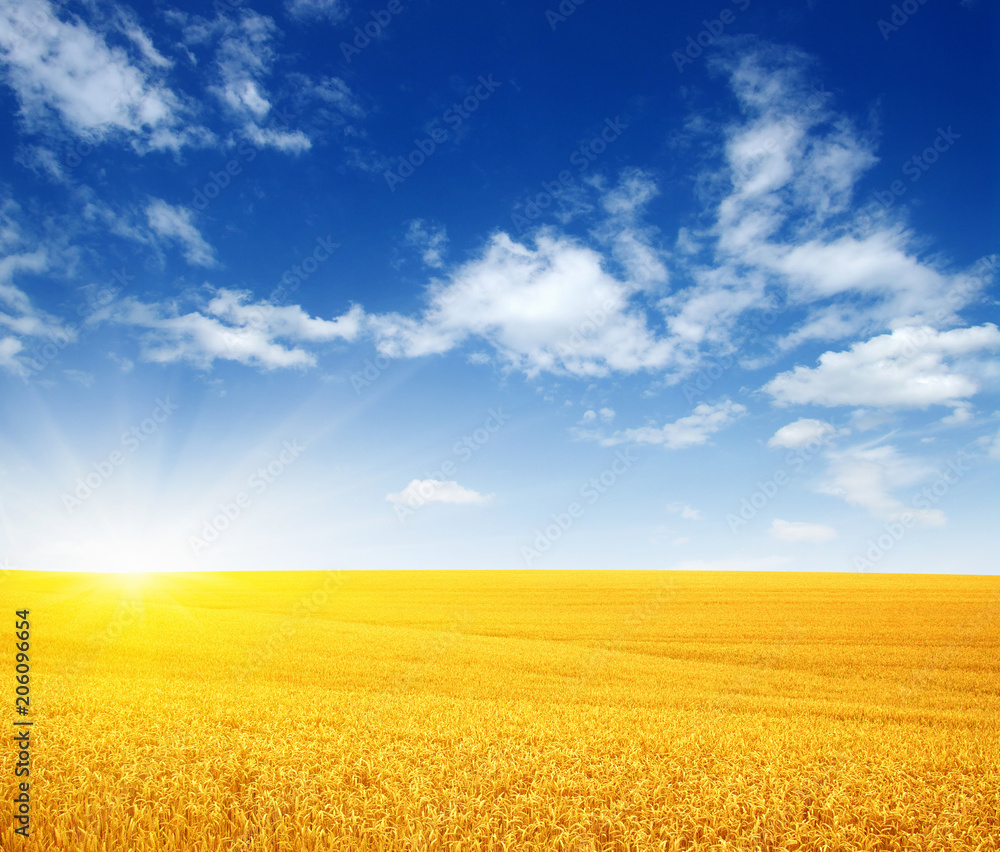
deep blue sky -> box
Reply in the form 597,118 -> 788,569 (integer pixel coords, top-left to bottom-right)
0,0 -> 997,573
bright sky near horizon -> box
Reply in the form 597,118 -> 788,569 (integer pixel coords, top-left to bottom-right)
0,0 -> 997,574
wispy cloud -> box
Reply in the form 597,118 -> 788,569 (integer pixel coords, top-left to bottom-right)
285,0 -> 350,24
105,289 -> 364,370
405,219 -> 448,269
602,399 -> 746,449
386,479 -> 493,507
145,199 -> 216,268
769,519 -> 836,543
0,0 -> 204,151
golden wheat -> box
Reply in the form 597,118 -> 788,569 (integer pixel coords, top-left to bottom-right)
2,570 -> 997,851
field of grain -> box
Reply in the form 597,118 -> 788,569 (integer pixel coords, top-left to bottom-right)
2,570 -> 998,851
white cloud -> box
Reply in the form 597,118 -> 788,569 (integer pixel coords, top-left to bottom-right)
940,402 -> 974,425
120,17 -> 172,70
310,75 -> 365,119
768,519 -> 836,543
343,51 -> 992,388
0,335 -> 25,375
763,325 -> 1000,410
600,169 -> 660,218
0,205 -> 75,375
580,407 -> 616,425
145,199 -> 216,267
385,479 -> 493,508
667,502 -> 702,520
211,12 -> 276,117
106,352 -> 134,373
818,442 -> 943,526
985,430 -> 1000,462
106,289 -> 364,370
0,0 -> 201,151
62,368 -> 94,387
405,220 -> 448,269
203,10 -> 313,154
369,230 -> 675,378
663,42 -> 992,365
605,399 -> 746,449
768,418 -> 842,449
285,0 -> 349,23
243,124 -> 311,154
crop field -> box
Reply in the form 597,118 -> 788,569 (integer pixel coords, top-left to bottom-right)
2,570 -> 998,851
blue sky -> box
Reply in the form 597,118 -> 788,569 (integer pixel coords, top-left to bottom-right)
0,0 -> 997,573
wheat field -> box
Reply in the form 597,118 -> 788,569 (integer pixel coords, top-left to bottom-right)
2,570 -> 998,851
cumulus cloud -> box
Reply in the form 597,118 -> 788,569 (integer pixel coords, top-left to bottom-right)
145,199 -> 216,267
763,325 -> 1000,410
105,289 -> 364,370
310,45 -> 993,390
369,230 -> 675,378
385,479 -> 493,508
604,399 -> 746,449
768,418 -> 842,449
768,519 -> 836,543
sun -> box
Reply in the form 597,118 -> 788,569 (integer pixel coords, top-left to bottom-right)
58,531 -> 203,574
